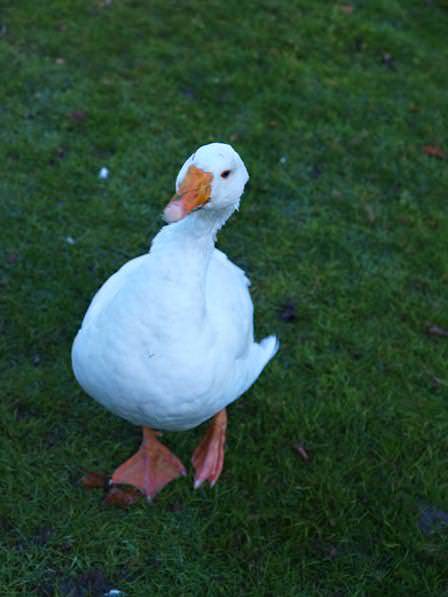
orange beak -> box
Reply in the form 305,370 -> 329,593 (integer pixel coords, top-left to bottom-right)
164,165 -> 213,223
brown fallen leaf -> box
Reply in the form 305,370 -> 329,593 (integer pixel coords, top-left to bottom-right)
364,203 -> 376,223
432,376 -> 448,388
80,471 -> 109,489
279,301 -> 297,322
292,442 -> 311,463
69,110 -> 87,123
103,486 -> 141,508
427,324 -> 448,338
340,4 -> 353,13
166,501 -> 183,513
382,52 -> 396,69
423,145 -> 445,159
309,164 -> 322,179
31,527 -> 52,546
418,503 -> 448,535
55,568 -> 114,597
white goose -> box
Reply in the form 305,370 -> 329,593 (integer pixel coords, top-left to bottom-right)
72,143 -> 279,499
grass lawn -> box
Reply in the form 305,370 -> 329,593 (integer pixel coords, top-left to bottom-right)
1,0 -> 448,594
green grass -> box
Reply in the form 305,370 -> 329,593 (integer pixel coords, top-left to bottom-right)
1,0 -> 448,594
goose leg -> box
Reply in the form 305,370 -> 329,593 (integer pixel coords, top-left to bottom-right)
111,427 -> 186,499
192,409 -> 227,489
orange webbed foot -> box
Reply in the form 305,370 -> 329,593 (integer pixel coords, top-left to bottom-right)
111,427 -> 186,499
192,409 -> 227,489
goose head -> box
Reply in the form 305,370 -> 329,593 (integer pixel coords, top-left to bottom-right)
163,143 -> 249,224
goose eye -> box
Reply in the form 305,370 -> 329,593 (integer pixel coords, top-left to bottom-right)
221,169 -> 231,179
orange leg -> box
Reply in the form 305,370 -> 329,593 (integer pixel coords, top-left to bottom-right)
192,409 -> 227,489
111,427 -> 186,499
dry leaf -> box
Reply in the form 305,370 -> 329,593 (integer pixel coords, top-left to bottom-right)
418,504 -> 448,535
364,204 -> 376,223
279,301 -> 297,322
70,110 -> 87,123
56,568 -> 114,597
427,324 -> 448,337
382,53 -> 396,69
166,501 -> 183,513
31,527 -> 52,546
340,5 -> 353,13
423,145 -> 445,159
293,442 -> 311,463
309,164 -> 322,178
80,471 -> 109,489
103,486 -> 141,508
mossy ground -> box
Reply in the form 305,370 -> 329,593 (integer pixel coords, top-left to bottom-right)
1,1 -> 448,595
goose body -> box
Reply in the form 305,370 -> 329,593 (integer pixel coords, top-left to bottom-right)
72,143 -> 278,498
